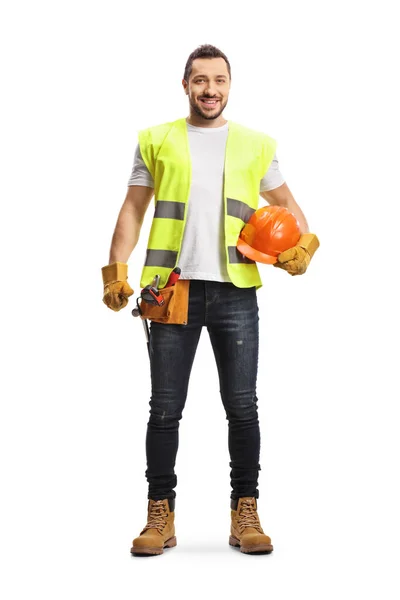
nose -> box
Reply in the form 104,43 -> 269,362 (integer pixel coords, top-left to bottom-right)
204,83 -> 218,97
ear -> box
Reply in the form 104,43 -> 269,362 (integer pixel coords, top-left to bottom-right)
182,79 -> 188,95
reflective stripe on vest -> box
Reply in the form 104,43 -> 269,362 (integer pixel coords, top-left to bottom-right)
144,249 -> 178,268
227,198 -> 256,224
228,246 -> 255,264
154,200 -> 185,220
138,118 -> 276,289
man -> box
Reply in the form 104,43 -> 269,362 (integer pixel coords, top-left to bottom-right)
101,44 -> 319,556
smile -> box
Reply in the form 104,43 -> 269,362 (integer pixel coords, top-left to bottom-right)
200,99 -> 219,107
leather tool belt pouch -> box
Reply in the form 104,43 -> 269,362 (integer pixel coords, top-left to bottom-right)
139,279 -> 190,325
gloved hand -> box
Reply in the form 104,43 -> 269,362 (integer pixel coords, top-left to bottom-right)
102,261 -> 134,311
273,233 -> 320,276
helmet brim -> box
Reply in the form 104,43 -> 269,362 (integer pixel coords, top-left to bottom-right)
236,239 -> 278,264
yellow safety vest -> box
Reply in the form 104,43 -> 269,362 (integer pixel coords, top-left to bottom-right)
138,117 -> 276,289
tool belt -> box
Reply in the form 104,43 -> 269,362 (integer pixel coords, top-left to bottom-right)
139,279 -> 190,324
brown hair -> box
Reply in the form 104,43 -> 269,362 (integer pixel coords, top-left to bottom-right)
183,44 -> 231,82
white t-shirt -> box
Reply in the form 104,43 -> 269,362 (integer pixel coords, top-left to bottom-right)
128,121 -> 285,282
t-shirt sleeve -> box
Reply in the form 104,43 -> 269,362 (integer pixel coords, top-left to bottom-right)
259,152 -> 285,192
127,143 -> 155,188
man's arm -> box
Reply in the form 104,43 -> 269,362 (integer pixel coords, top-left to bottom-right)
260,183 -> 309,234
108,185 -> 154,264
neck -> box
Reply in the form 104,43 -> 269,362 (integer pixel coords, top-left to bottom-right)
186,112 -> 227,128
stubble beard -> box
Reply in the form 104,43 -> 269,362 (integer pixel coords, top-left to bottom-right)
189,96 -> 228,121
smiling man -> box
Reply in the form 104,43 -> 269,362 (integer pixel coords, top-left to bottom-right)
185,57 -> 229,122
101,44 -> 319,556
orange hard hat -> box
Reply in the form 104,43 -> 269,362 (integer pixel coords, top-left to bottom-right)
237,205 -> 301,264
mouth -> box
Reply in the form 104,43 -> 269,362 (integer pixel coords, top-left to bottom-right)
199,98 -> 220,108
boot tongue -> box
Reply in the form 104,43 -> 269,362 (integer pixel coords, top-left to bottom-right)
238,497 -> 257,510
144,500 -> 168,533
238,497 -> 260,533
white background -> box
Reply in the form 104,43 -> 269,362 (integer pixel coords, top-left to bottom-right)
1,0 -> 399,597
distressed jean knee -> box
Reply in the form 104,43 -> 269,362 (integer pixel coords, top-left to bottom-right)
148,394 -> 184,427
223,395 -> 259,423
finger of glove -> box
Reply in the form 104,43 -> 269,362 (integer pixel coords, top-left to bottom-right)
119,281 -> 134,297
273,261 -> 288,270
103,292 -> 125,311
103,282 -> 133,308
291,253 -> 310,274
273,258 -> 303,275
277,247 -> 298,263
118,294 -> 129,309
114,283 -> 132,308
106,281 -> 132,295
286,261 -> 308,275
285,261 -> 307,275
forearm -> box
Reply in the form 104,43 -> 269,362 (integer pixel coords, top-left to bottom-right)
285,196 -> 309,234
261,183 -> 310,234
108,207 -> 142,264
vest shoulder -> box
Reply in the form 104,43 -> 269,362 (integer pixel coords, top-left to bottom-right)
139,119 -> 181,136
138,120 -> 183,150
230,121 -> 275,143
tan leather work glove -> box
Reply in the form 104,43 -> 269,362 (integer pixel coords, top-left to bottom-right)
102,262 -> 134,311
273,233 -> 320,276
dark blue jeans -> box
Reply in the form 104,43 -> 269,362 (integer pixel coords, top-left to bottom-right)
145,279 -> 261,501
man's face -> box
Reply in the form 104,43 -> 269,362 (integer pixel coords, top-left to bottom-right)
183,57 -> 231,121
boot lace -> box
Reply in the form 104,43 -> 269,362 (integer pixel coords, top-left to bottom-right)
142,500 -> 168,534
237,499 -> 263,534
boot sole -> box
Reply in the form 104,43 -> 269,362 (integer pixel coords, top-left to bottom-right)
130,536 -> 177,556
229,535 -> 273,554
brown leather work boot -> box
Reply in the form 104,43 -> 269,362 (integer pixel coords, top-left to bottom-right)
230,497 -> 273,554
130,498 -> 176,556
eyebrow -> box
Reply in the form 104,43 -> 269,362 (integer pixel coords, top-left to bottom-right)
193,74 -> 227,78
